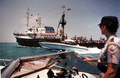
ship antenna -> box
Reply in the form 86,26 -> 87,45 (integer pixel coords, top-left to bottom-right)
37,13 -> 41,28
62,5 -> 65,15
26,8 -> 29,31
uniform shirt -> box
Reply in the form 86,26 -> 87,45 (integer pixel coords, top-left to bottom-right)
99,35 -> 120,66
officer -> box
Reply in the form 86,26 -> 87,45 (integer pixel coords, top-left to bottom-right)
84,16 -> 120,78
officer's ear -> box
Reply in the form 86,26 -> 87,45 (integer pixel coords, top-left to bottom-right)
103,25 -> 107,31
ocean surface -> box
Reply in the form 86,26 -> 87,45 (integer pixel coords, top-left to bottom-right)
0,43 -> 101,74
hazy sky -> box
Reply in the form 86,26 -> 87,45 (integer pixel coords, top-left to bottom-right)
0,0 -> 120,42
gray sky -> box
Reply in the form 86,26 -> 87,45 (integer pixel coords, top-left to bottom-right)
0,0 -> 120,42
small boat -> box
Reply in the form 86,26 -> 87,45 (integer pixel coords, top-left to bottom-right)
1,51 -> 99,78
39,42 -> 88,52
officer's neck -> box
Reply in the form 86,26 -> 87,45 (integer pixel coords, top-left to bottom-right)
104,30 -> 113,39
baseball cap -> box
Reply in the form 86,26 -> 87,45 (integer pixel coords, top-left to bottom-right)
98,16 -> 118,27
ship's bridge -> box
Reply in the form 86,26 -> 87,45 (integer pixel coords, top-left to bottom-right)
37,28 -> 46,33
37,26 -> 55,34
45,26 -> 55,33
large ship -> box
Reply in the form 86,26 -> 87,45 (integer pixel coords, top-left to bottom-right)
13,6 -> 67,47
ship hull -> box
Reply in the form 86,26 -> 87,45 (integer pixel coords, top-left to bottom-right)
16,37 -> 61,47
79,43 -> 104,49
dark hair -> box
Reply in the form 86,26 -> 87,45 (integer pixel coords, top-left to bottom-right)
99,16 -> 119,34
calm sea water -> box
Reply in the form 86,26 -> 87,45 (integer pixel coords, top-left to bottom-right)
0,43 -> 101,74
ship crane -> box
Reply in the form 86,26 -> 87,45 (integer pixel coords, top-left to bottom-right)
58,5 -> 70,41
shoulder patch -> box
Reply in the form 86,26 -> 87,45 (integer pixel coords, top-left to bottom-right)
108,43 -> 119,55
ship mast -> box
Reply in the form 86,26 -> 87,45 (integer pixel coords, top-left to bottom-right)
26,8 -> 29,31
61,5 -> 66,41
37,13 -> 41,28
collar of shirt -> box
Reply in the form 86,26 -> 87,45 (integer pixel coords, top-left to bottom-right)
105,35 -> 116,44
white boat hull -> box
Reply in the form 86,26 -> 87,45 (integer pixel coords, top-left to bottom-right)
39,42 -> 88,52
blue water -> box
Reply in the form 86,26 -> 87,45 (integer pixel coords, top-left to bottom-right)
0,43 -> 55,60
0,43 -> 100,74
